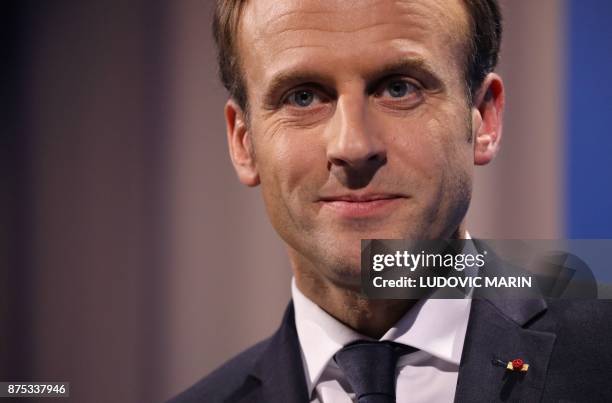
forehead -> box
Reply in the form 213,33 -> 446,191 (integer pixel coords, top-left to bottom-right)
237,0 -> 470,88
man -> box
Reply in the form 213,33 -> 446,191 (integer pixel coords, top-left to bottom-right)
170,0 -> 612,402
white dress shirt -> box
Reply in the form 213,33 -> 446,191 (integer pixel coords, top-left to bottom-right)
291,273 -> 472,403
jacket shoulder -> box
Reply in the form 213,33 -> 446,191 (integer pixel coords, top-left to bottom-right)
166,337 -> 270,403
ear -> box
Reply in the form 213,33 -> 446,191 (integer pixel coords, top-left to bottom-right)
472,73 -> 505,166
225,99 -> 260,186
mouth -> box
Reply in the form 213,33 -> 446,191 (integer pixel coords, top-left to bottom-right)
317,193 -> 406,218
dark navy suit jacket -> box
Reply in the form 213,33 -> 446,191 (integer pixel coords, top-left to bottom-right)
168,295 -> 612,403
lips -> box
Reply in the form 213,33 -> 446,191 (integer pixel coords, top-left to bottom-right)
319,194 -> 400,202
318,193 -> 405,218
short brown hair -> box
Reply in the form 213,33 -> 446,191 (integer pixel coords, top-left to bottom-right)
212,0 -> 502,110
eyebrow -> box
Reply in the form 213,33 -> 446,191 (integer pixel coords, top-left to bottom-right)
261,57 -> 444,107
363,58 -> 444,93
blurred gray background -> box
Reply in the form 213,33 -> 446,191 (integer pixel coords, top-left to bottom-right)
1,1 -> 576,402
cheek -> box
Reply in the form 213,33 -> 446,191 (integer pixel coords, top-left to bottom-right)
385,119 -> 450,186
253,123 -> 327,205
424,114 -> 474,209
387,111 -> 472,191
252,123 -> 330,244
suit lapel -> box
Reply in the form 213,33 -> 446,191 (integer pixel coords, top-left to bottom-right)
238,303 -> 309,403
455,244 -> 556,403
454,298 -> 556,403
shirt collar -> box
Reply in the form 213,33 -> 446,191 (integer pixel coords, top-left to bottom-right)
292,234 -> 474,396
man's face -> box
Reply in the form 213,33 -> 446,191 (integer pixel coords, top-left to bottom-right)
232,0 -> 479,286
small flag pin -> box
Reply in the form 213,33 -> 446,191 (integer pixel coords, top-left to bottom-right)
506,358 -> 529,372
492,357 -> 529,372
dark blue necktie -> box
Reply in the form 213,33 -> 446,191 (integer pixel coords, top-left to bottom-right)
334,340 -> 416,403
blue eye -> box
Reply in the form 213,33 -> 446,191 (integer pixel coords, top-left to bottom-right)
288,90 -> 315,107
386,80 -> 414,98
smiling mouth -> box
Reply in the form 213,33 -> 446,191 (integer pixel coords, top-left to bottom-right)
318,194 -> 405,218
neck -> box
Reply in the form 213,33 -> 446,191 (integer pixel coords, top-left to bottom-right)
294,268 -> 415,339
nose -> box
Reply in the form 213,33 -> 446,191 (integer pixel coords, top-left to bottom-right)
326,95 -> 386,183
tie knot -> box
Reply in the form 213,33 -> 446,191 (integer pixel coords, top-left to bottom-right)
334,341 -> 415,403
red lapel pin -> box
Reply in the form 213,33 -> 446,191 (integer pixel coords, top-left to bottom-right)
506,358 -> 529,372
492,357 -> 529,372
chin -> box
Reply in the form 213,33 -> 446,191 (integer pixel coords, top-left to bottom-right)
325,264 -> 363,290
